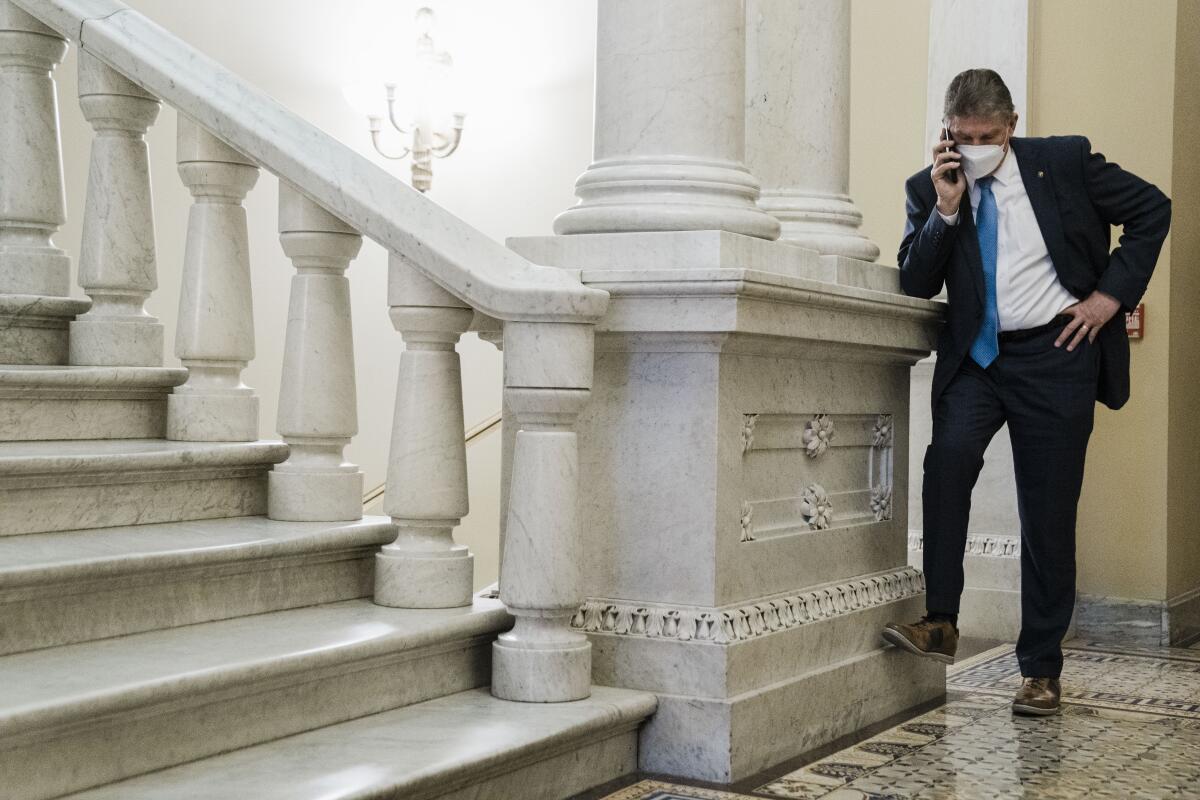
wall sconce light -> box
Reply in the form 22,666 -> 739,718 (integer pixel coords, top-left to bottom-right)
364,7 -> 465,193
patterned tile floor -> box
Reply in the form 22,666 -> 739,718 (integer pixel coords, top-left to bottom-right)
588,639 -> 1200,800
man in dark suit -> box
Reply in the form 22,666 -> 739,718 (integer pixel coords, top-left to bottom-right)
880,68 -> 1171,716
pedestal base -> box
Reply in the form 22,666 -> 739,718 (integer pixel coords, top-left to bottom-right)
268,468 -> 363,522
507,230 -> 944,782
582,572 -> 942,782
373,547 -> 474,609
643,643 -> 943,782
491,636 -> 592,702
759,190 -> 881,262
69,318 -> 163,367
0,248 -> 71,297
167,392 -> 258,442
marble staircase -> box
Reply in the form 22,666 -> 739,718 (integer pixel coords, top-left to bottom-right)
0,0 -> 655,797
0,599 -> 510,798
0,365 -> 187,440
0,515 -> 397,654
0,0 -> 949,795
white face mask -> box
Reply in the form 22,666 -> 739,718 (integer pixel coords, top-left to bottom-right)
957,142 -> 1008,181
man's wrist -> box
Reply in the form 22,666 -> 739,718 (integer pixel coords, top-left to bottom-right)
936,206 -> 959,225
1091,289 -> 1124,317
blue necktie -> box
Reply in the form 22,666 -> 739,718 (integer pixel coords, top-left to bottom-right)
969,177 -> 1000,368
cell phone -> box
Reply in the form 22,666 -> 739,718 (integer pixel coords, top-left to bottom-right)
941,125 -> 958,183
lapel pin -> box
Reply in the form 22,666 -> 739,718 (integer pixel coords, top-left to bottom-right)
1037,170 -> 1045,178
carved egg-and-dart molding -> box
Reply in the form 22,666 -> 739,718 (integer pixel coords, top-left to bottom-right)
800,483 -> 833,529
803,413 -> 834,458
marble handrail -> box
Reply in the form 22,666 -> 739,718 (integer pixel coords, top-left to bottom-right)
11,0 -> 609,324
5,0 -> 602,705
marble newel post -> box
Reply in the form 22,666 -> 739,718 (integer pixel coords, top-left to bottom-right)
168,118 -> 259,441
269,184 -> 363,522
374,256 -> 473,609
553,0 -> 779,240
745,0 -> 879,261
70,51 -> 163,366
0,1 -> 69,297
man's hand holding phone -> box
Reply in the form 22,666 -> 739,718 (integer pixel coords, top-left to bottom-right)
932,127 -> 966,217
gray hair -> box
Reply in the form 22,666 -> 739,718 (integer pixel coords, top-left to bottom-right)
943,68 -> 1015,122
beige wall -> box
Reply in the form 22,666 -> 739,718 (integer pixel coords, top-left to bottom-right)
1167,0 -> 1200,601
1030,0 -> 1177,601
850,0 -> 931,265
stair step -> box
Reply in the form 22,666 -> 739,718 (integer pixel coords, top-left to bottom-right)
0,439 -> 288,536
62,686 -> 657,800
0,597 -> 512,800
0,294 -> 90,365
0,365 -> 188,440
0,514 -> 397,655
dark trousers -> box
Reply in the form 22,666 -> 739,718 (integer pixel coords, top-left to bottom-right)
922,315 -> 1099,678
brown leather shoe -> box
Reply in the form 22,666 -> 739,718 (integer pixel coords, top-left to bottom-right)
1012,677 -> 1062,716
880,616 -> 958,664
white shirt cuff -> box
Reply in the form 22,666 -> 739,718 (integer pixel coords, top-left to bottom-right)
937,209 -> 959,226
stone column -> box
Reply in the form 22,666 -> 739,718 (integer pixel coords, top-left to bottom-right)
168,118 -> 259,442
268,184 -> 363,522
70,51 -> 163,366
0,1 -> 69,296
374,255 -> 474,609
745,0 -> 879,261
553,0 -> 779,240
924,0 -> 1028,158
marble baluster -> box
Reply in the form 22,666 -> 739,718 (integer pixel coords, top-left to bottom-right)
553,0 -> 779,240
745,0 -> 879,260
492,321 -> 594,703
70,51 -> 164,366
374,255 -> 474,609
268,184 -> 363,521
0,1 -> 70,296
167,117 -> 259,442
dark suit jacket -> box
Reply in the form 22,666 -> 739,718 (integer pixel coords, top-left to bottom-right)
898,135 -> 1170,413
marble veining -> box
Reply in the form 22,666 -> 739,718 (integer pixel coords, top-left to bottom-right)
746,0 -> 880,260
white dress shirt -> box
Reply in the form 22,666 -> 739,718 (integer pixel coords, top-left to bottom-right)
938,147 -> 1078,331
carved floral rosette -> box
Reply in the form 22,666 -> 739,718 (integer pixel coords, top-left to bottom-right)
803,413 -> 835,458
870,483 -> 892,522
799,483 -> 833,529
570,568 -> 926,644
872,413 -> 894,448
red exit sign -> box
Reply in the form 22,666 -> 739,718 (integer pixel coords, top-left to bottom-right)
1125,303 -> 1145,339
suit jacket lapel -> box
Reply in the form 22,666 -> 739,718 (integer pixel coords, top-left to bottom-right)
1011,138 -> 1072,288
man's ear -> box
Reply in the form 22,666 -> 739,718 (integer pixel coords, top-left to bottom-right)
1009,113 -> 1019,136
